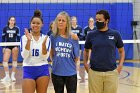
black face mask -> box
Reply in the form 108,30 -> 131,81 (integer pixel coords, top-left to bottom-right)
96,21 -> 105,30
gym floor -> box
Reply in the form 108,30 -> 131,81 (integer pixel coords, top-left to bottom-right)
0,61 -> 140,93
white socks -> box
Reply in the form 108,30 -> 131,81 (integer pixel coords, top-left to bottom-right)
11,72 -> 15,78
5,71 -> 10,78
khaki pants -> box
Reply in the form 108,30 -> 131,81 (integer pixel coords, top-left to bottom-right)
88,68 -> 119,93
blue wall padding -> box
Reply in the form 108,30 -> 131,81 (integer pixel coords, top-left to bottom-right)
0,3 -> 133,62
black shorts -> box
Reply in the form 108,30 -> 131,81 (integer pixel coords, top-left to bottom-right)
5,46 -> 18,50
79,44 -> 82,50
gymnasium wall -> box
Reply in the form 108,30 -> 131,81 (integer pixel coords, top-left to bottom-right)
0,0 -> 133,62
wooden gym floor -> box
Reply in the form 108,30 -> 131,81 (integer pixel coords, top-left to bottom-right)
0,60 -> 140,93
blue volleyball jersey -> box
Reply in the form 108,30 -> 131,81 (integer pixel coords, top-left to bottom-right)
47,30 -> 53,36
84,29 -> 124,72
50,35 -> 79,76
71,26 -> 84,40
2,26 -> 20,42
83,26 -> 96,40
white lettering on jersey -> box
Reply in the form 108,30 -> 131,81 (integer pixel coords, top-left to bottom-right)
108,36 -> 114,39
7,30 -> 16,34
72,30 -> 80,34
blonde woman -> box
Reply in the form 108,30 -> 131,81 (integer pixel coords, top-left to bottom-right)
50,11 -> 79,93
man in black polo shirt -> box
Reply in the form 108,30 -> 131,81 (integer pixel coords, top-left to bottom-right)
83,10 -> 125,93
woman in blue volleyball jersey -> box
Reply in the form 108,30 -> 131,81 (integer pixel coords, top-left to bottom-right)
50,11 -> 79,93
1,16 -> 20,82
83,17 -> 96,40
21,10 -> 51,93
47,21 -> 54,36
71,16 -> 85,80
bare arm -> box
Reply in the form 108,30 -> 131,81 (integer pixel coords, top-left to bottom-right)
83,48 -> 90,73
42,36 -> 48,55
74,57 -> 79,63
25,40 -> 31,50
25,28 -> 32,50
50,48 -> 54,62
117,47 -> 125,73
21,29 -> 32,59
71,32 -> 79,40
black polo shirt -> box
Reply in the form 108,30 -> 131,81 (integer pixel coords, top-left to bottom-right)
84,29 -> 124,72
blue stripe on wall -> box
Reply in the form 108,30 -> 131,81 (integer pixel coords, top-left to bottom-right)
0,3 -> 133,62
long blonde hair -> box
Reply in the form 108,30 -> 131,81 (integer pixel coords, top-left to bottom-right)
53,11 -> 71,37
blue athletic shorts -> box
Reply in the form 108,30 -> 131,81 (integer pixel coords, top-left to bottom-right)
23,64 -> 50,80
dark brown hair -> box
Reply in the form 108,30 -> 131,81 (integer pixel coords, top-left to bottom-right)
7,16 -> 16,26
30,9 -> 43,23
96,10 -> 110,22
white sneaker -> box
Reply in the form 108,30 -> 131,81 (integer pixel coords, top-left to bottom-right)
77,75 -> 81,80
0,77 -> 11,82
11,76 -> 16,82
